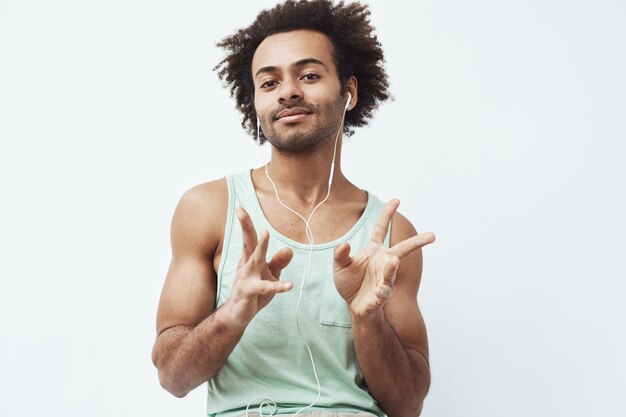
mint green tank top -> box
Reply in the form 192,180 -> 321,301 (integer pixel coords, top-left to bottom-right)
207,170 -> 390,417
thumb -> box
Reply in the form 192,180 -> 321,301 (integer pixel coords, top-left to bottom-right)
333,242 -> 352,269
267,247 -> 294,279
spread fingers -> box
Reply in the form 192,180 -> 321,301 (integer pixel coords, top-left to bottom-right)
390,232 -> 436,259
237,207 -> 258,259
371,199 -> 400,244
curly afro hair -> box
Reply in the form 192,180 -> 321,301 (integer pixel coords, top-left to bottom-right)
214,0 -> 390,144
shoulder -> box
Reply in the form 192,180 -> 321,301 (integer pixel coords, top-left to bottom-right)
390,209 -> 419,245
176,177 -> 228,214
388,208 -> 425,293
170,177 -> 229,258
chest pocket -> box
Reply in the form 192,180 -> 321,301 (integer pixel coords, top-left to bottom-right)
319,264 -> 353,328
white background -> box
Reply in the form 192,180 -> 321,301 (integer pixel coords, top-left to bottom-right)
1,0 -> 625,416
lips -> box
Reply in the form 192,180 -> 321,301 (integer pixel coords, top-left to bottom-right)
275,107 -> 312,120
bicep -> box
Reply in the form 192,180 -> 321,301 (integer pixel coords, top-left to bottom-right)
156,255 -> 217,335
155,181 -> 226,336
383,212 -> 429,362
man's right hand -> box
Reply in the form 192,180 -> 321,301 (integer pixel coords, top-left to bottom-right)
223,207 -> 294,329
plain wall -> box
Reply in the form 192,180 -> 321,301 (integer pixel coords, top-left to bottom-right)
1,1 -> 624,416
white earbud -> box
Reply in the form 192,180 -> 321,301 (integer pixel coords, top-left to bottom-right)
344,92 -> 352,111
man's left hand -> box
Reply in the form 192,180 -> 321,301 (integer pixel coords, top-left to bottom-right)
333,199 -> 436,320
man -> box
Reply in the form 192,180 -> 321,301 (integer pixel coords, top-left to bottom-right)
151,1 -> 435,417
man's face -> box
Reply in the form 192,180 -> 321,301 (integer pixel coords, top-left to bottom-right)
251,29 -> 345,151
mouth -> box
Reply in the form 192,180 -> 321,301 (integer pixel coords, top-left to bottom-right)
275,108 -> 312,124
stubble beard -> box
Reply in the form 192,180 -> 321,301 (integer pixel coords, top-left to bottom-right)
262,96 -> 344,152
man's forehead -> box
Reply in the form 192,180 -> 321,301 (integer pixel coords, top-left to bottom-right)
251,29 -> 337,73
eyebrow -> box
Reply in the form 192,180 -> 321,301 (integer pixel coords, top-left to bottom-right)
254,58 -> 328,79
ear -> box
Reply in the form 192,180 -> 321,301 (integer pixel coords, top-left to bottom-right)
344,76 -> 358,111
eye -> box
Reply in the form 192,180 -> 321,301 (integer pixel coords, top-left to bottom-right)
301,73 -> 320,81
260,80 -> 278,89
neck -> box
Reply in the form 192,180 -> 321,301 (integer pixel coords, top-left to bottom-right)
261,136 -> 347,205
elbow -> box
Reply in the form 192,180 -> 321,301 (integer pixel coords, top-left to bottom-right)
410,350 -> 431,410
388,401 -> 424,417
158,370 -> 191,398
388,364 -> 429,417
415,401 -> 424,417
152,343 -> 192,398
411,370 -> 430,417
411,366 -> 429,417
151,328 -> 216,398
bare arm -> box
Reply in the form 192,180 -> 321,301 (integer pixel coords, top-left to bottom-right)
351,213 -> 430,417
151,180 -> 293,397
333,200 -> 435,417
153,305 -> 248,397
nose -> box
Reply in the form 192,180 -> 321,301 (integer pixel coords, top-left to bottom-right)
277,77 -> 303,105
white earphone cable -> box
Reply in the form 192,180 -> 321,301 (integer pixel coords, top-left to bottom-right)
246,95 -> 349,417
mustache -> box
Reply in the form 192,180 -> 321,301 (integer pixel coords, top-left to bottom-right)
270,101 -> 319,120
